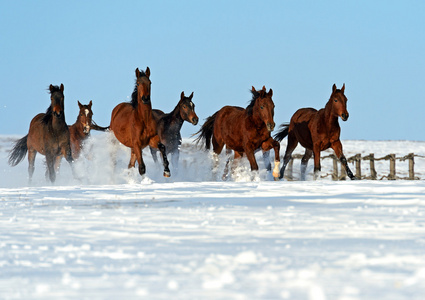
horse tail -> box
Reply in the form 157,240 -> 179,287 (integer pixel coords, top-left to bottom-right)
273,123 -> 290,142
91,120 -> 110,132
8,135 -> 28,166
193,112 -> 217,150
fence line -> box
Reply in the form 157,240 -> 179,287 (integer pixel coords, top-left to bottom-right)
283,153 -> 423,181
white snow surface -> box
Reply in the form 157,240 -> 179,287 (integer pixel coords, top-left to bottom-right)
1,133 -> 425,299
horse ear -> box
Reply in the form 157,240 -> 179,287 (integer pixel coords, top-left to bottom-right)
60,83 -> 64,92
262,85 -> 266,91
89,100 -> 93,107
180,91 -> 185,100
252,86 -> 256,92
189,91 -> 194,99
268,88 -> 273,97
145,67 -> 150,78
341,83 -> 345,93
135,68 -> 140,78
78,101 -> 83,108
332,84 -> 337,93
49,84 -> 54,92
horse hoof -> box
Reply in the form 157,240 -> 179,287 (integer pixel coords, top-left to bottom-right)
163,171 -> 171,178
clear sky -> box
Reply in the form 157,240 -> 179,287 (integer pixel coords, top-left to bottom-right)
0,1 -> 424,141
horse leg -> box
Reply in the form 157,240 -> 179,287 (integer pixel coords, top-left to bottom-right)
261,138 -> 281,179
300,149 -> 313,181
245,146 -> 259,171
279,132 -> 298,179
45,153 -> 56,183
61,146 -> 76,180
28,148 -> 37,183
211,136 -> 224,175
170,150 -> 179,174
149,146 -> 159,164
54,155 -> 62,175
149,136 -> 171,177
262,151 -> 271,171
132,146 -> 146,176
128,149 -> 137,168
231,151 -> 243,177
312,146 -> 321,180
222,148 -> 233,180
331,141 -> 357,180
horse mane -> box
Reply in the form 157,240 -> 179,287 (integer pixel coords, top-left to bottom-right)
41,106 -> 53,124
41,85 -> 63,124
130,70 -> 148,108
246,89 -> 260,116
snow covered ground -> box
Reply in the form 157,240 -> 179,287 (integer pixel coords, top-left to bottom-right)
1,133 -> 425,299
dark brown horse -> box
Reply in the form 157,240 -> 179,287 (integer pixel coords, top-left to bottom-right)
274,83 -> 356,180
110,67 -> 170,177
8,84 -> 73,183
150,91 -> 198,170
195,86 -> 280,179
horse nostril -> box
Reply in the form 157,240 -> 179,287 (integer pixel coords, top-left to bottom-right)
193,117 -> 199,125
342,113 -> 349,121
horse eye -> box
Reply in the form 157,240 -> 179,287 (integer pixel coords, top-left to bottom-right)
334,99 -> 338,102
260,106 -> 264,109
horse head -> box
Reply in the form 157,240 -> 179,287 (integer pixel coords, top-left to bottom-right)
178,91 -> 198,125
49,84 -> 65,118
77,100 -> 93,134
251,86 -> 275,132
329,83 -> 349,121
135,67 -> 151,104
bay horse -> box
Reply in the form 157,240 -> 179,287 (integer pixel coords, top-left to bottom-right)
194,86 -> 280,179
149,91 -> 198,170
59,100 -> 108,161
109,67 -> 170,177
274,83 -> 356,180
8,84 -> 73,183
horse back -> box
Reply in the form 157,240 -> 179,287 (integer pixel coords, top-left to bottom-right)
214,106 -> 263,152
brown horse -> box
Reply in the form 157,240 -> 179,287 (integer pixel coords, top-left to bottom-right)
274,83 -> 356,180
149,91 -> 198,170
59,100 -> 108,161
195,86 -> 280,179
8,84 -> 73,183
110,67 -> 170,177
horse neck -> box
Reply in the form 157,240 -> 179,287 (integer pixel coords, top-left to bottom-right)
71,116 -> 88,138
136,100 -> 154,123
168,103 -> 184,128
248,108 -> 265,129
324,101 -> 340,130
51,113 -> 67,132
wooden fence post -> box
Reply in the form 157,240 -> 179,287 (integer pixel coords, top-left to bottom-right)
355,153 -> 362,179
369,154 -> 377,180
388,154 -> 396,180
340,162 -> 346,180
408,153 -> 415,180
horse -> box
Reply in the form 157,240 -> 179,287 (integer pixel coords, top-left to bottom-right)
194,86 -> 280,180
109,67 -> 170,177
57,100 -> 108,162
274,83 -> 356,180
149,91 -> 198,170
8,84 -> 74,183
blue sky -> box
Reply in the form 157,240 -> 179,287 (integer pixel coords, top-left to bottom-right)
0,1 -> 424,141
